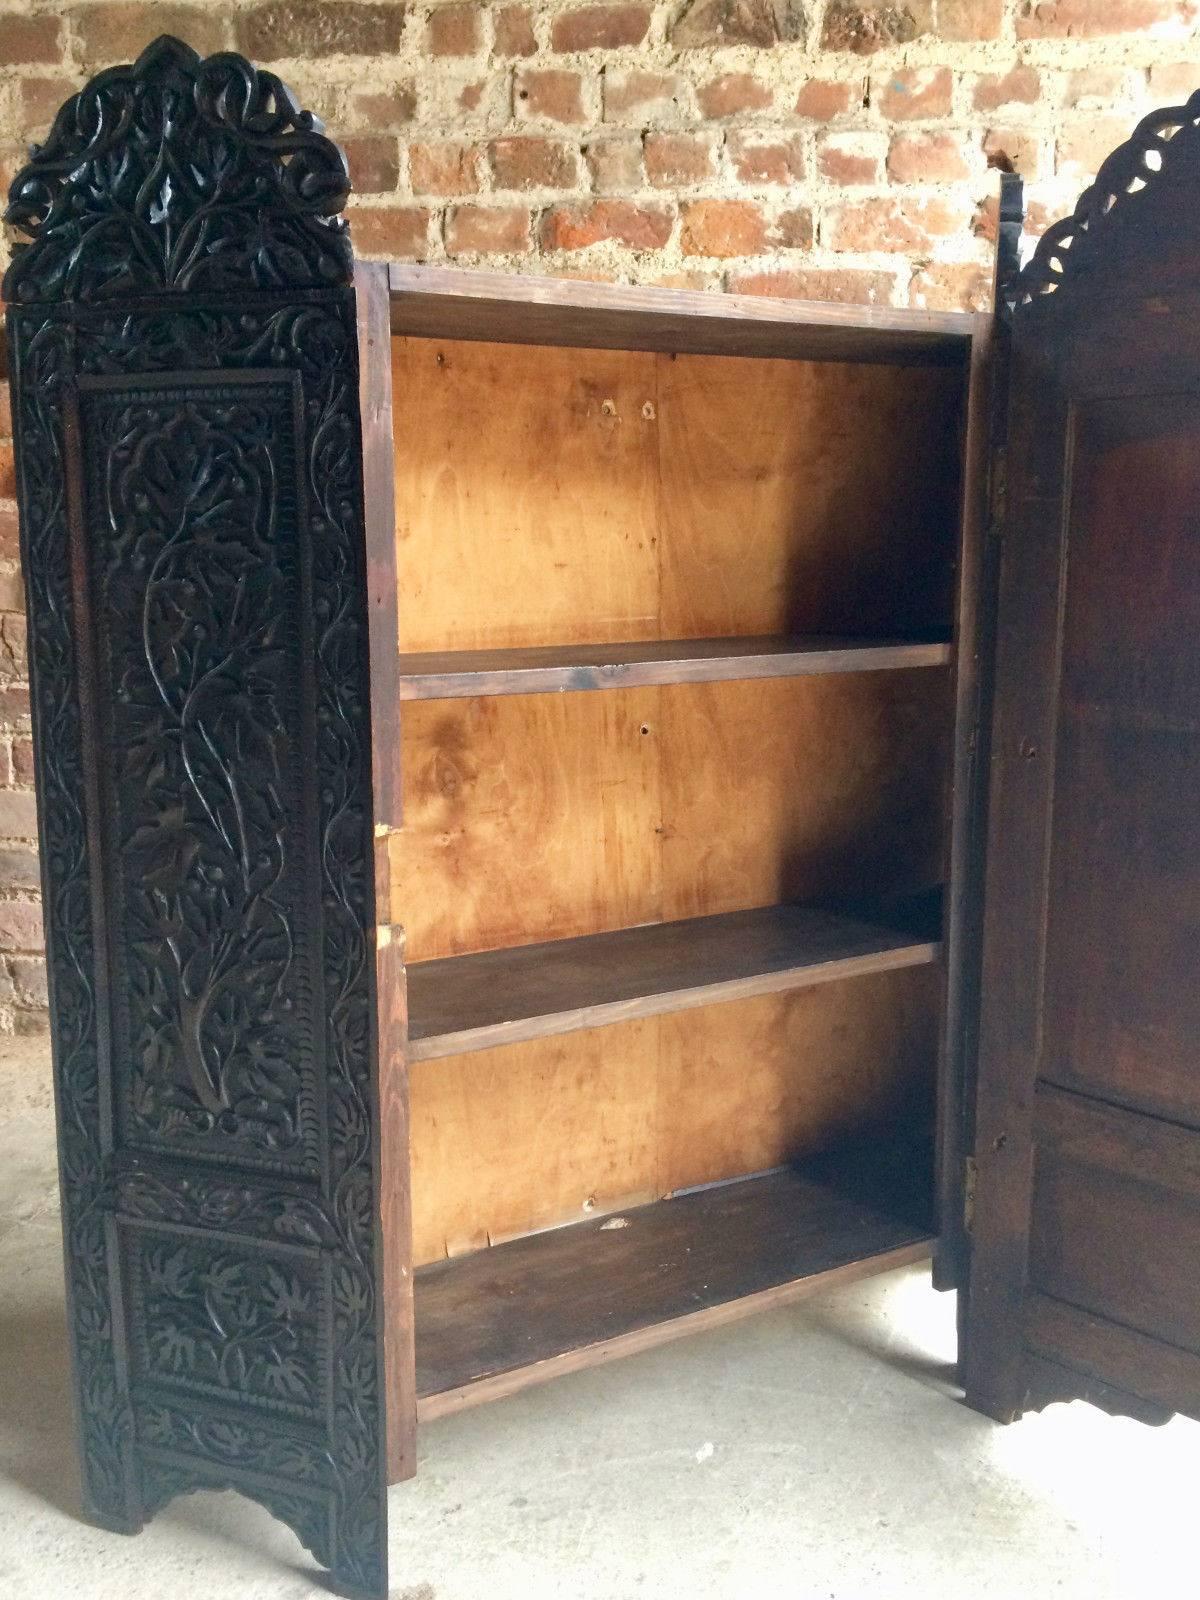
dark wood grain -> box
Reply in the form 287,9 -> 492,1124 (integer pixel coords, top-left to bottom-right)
356,261 -> 417,1487
396,633 -> 953,700
933,187 -> 1013,1294
5,40 -> 388,1597
965,104 -> 1200,1429
414,1140 -> 934,1412
388,263 -> 979,367
407,897 -> 941,1061
1024,1293 -> 1199,1423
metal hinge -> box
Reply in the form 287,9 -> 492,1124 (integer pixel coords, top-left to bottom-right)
963,1155 -> 978,1235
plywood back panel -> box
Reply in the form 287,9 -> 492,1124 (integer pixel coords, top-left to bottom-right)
656,353 -> 961,637
391,337 -> 963,652
393,338 -> 660,652
389,668 -> 949,961
409,963 -> 938,1264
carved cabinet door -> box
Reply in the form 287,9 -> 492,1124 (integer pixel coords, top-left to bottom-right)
4,38 -> 389,1596
963,100 -> 1200,1427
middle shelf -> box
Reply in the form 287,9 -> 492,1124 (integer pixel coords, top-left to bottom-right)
396,633 -> 953,700
406,894 -> 942,1062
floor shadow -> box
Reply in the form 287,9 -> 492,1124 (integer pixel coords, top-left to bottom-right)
793,1284 -> 962,1398
0,1295 -> 83,1520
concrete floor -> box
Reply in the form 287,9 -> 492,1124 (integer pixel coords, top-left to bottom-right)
1,1037 -> 1193,1600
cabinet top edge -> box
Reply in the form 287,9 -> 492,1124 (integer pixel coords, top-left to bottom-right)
385,262 -> 984,366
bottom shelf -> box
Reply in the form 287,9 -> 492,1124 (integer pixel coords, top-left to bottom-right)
414,1137 -> 935,1418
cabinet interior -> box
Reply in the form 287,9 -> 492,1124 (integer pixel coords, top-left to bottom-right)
384,327 -> 968,1417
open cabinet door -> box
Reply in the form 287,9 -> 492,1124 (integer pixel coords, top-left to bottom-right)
3,38 -> 389,1594
963,104 -> 1200,1425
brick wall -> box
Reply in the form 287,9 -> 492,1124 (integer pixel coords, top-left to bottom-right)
0,1 -> 1198,1033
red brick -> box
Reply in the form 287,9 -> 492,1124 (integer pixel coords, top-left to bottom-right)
681,199 -> 767,257
9,739 -> 33,787
1148,63 -> 1200,101
0,615 -> 25,682
0,448 -> 13,503
908,260 -> 998,310
494,3 -> 538,53
0,789 -> 38,839
729,267 -> 898,304
830,195 -> 969,252
584,136 -> 644,192
455,79 -> 494,115
1057,117 -> 1133,180
76,5 -> 225,67
604,68 -> 688,122
1017,0 -> 1176,34
349,84 -> 417,128
773,207 -> 814,248
794,79 -> 855,119
877,67 -> 954,121
984,127 -> 1043,178
19,76 -> 82,131
0,385 -> 9,441
237,2 -> 404,59
0,507 -> 16,563
672,0 -> 806,45
541,199 -> 673,250
0,847 -> 40,894
408,141 -> 481,196
644,133 -> 717,186
696,73 -> 773,118
551,4 -> 651,49
447,204 -> 532,254
1064,67 -> 1133,107
350,206 -> 434,258
972,65 -> 1040,111
887,131 -> 971,183
822,0 -> 930,51
489,136 -> 580,189
342,136 -> 399,193
10,956 -> 47,1009
0,11 -> 62,65
728,131 -> 805,185
0,686 -> 30,724
938,0 -> 1004,38
427,2 -> 481,53
516,67 -> 588,123
818,132 -> 884,185
0,900 -> 44,950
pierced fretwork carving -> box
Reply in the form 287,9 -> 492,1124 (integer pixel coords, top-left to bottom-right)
4,37 -> 387,1599
1010,91 -> 1200,312
3,34 -> 351,305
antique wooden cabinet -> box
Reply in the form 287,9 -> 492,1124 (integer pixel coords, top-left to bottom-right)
5,35 -> 1200,1598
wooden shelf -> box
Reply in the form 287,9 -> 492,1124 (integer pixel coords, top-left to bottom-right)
407,896 -> 940,1063
414,1140 -> 935,1416
396,634 -> 952,701
388,263 -> 979,366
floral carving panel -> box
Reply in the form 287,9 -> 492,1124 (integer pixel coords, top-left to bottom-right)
128,1230 -> 327,1418
80,377 -> 322,1173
